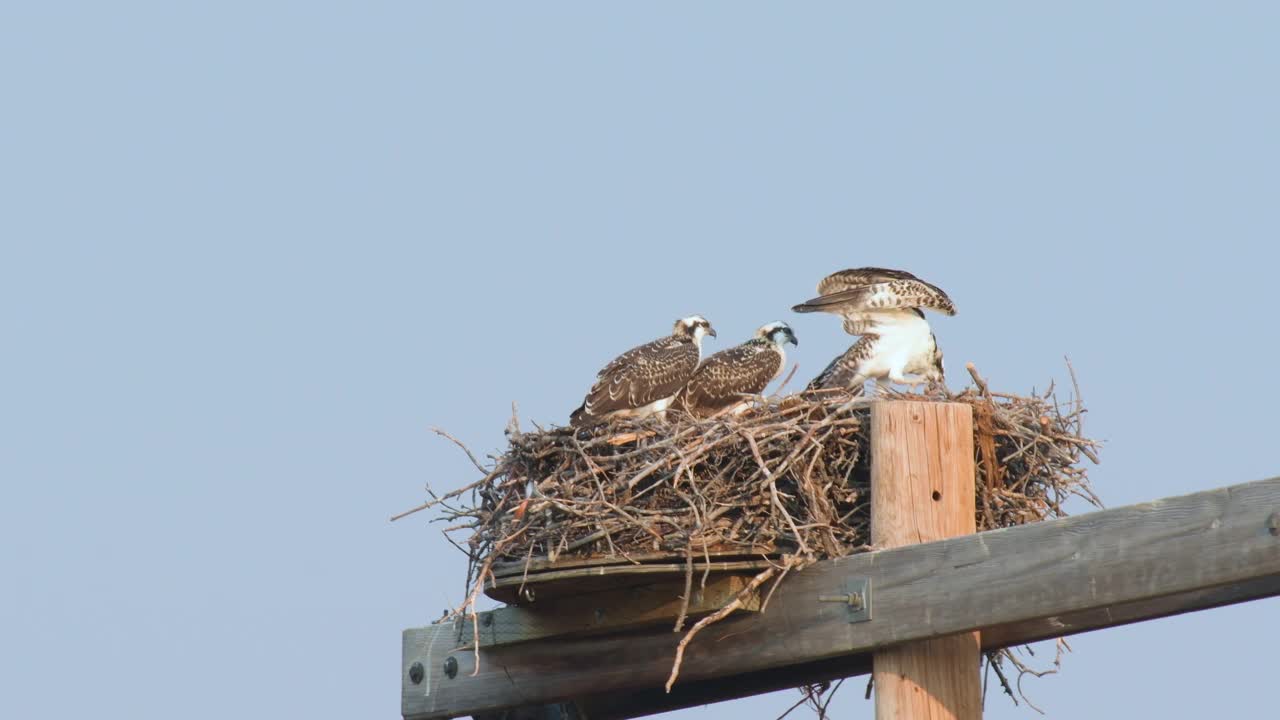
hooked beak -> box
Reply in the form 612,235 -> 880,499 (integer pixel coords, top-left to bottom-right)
786,329 -> 798,346
706,326 -> 717,338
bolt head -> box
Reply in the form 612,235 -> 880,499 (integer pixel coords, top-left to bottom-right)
443,655 -> 459,679
408,662 -> 424,685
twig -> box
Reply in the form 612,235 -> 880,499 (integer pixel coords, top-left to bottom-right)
966,362 -> 990,397
673,543 -> 694,633
431,426 -> 489,475
770,363 -> 800,398
665,565 -> 779,692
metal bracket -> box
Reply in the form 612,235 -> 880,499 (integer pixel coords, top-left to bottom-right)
818,577 -> 872,623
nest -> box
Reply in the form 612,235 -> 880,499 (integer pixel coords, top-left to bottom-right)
407,364 -> 1101,704
435,371 -> 1097,574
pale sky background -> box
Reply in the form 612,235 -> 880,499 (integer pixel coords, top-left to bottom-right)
3,3 -> 1278,719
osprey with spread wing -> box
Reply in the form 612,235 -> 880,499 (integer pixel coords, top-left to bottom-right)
793,267 -> 955,394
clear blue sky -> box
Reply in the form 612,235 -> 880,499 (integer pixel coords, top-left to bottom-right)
3,3 -> 1278,718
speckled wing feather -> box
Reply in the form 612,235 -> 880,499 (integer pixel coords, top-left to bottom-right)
680,340 -> 782,417
806,335 -> 877,391
572,335 -> 700,424
793,267 -> 956,317
815,267 -> 924,295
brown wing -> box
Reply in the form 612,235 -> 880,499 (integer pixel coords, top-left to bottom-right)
836,307 -> 925,336
573,336 -> 699,423
793,267 -> 956,317
681,341 -> 782,417
806,336 -> 876,391
816,267 -> 924,295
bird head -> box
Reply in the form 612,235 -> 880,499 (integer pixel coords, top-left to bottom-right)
756,321 -> 798,347
674,315 -> 716,342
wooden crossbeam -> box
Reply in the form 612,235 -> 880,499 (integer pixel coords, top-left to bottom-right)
402,475 -> 1280,720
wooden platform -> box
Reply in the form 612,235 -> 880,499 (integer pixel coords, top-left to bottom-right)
449,548 -> 783,651
485,547 -> 780,604
458,571 -> 765,649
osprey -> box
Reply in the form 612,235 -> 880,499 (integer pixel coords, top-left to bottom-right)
806,328 -> 944,394
679,322 -> 798,418
793,268 -> 954,393
570,315 -> 716,427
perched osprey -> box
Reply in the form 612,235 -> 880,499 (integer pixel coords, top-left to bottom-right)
793,268 -> 954,393
806,329 -> 944,394
679,322 -> 799,418
569,315 -> 716,427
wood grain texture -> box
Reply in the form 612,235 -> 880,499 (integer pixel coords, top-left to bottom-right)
579,576 -> 1280,720
484,560 -> 772,603
870,402 -> 975,546
871,402 -> 981,720
490,548 -> 777,578
456,575 -> 758,648
403,475 -> 1280,720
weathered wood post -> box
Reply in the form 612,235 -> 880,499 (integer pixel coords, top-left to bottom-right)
871,401 -> 981,720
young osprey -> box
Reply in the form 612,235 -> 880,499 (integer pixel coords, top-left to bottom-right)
793,268 -> 954,393
569,315 -> 716,427
679,322 -> 798,418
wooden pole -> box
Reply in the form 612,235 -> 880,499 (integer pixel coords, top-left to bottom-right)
871,401 -> 981,720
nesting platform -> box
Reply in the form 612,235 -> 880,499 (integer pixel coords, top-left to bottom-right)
485,548 -> 779,604
417,376 -> 1099,652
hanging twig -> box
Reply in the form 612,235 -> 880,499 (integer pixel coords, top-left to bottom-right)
665,564 -> 780,692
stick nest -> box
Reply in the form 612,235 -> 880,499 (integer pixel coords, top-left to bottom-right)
409,364 -> 1101,704
434,372 -> 1099,579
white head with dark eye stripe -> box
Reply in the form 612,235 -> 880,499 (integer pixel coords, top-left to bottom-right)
756,321 -> 798,347
673,315 -> 716,347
